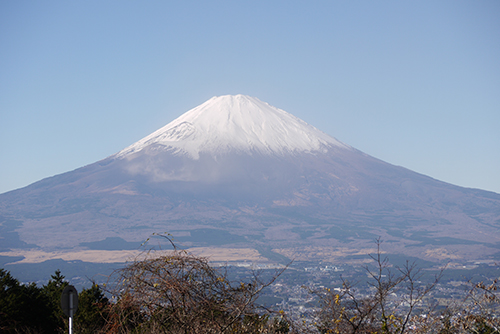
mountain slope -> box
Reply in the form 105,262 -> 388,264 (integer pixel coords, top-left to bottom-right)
1,95 -> 499,264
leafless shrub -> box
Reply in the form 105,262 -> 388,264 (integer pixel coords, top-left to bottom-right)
102,235 -> 290,333
309,238 -> 443,334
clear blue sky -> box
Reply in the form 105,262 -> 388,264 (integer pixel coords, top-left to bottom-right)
1,1 -> 499,194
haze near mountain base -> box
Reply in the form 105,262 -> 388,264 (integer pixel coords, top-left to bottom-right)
1,95 -> 499,265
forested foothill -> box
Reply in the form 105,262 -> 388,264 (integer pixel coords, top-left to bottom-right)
1,241 -> 499,333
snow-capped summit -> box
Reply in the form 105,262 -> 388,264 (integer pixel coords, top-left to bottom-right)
117,95 -> 349,159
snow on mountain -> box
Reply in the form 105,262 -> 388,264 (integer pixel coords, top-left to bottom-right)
116,95 -> 350,159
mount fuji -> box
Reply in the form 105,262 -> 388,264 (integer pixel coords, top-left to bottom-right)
1,95 -> 500,265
